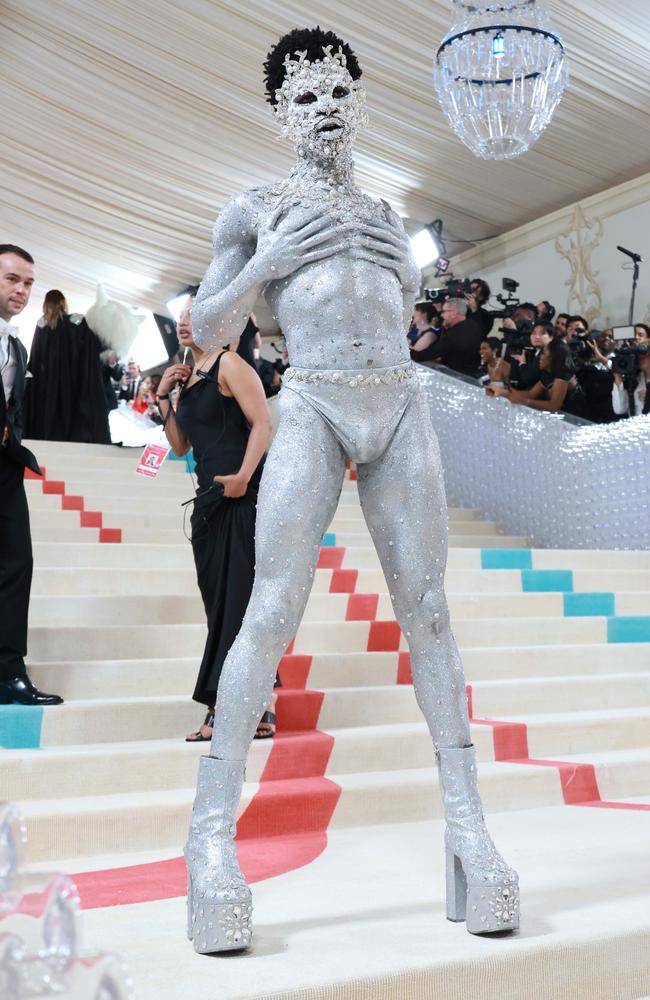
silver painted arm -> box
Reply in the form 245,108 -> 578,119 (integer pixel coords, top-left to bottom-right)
192,194 -> 264,352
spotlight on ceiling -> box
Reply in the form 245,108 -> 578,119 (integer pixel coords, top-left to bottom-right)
167,283 -> 201,322
166,293 -> 191,323
410,220 -> 445,270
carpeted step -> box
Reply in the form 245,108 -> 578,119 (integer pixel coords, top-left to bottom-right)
17,760 -> 561,862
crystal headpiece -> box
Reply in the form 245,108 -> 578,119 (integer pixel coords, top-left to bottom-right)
274,44 -> 353,110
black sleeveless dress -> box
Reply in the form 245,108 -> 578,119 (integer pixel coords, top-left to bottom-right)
175,351 -> 264,706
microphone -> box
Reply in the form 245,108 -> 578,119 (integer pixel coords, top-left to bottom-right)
617,245 -> 643,263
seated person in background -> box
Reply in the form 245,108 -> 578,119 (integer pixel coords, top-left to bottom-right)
478,337 -> 510,386
422,297 -> 483,377
132,376 -> 162,422
634,323 -> 650,345
508,321 -> 553,391
408,301 -> 441,355
466,278 -> 494,337
612,345 -> 650,417
487,337 -> 587,417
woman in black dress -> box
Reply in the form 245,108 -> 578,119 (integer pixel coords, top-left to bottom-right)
157,300 -> 273,741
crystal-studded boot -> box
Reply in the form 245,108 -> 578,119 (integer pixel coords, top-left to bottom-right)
437,746 -> 519,935
184,756 -> 252,953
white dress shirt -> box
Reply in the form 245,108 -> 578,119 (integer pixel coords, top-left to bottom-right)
0,317 -> 19,403
612,372 -> 647,416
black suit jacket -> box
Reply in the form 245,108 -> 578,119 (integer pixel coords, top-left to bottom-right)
0,336 -> 41,474
426,318 -> 483,378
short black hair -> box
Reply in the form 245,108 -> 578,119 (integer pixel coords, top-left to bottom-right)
568,314 -> 589,330
533,322 -> 555,337
0,244 -> 34,264
264,27 -> 362,106
517,302 -> 537,320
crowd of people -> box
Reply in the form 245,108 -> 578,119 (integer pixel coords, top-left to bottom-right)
409,280 -> 650,422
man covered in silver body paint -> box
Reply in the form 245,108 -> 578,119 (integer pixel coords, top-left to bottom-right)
185,27 -> 519,954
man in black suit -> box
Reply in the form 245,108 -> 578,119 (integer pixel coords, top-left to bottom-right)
426,297 -> 483,378
0,244 -> 63,705
118,360 -> 142,401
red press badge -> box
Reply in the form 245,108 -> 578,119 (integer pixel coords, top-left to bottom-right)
136,442 -> 170,478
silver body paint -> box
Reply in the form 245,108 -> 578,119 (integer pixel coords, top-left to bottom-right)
185,44 -> 519,952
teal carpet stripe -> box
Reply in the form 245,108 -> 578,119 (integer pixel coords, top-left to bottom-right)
0,705 -> 43,749
521,569 -> 574,592
607,616 -> 650,643
168,449 -> 197,474
564,592 -> 616,617
321,533 -> 337,547
481,549 -> 532,570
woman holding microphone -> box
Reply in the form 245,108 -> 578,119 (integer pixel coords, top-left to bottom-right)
158,299 -> 274,741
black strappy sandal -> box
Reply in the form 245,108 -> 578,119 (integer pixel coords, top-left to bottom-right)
254,710 -> 276,740
185,709 -> 215,743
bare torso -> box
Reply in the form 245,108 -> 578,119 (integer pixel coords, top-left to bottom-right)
252,190 -> 410,371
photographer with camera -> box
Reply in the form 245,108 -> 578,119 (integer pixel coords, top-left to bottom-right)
424,297 -> 483,377
508,321 -> 553,391
564,322 -> 616,423
565,315 -> 590,343
611,341 -> 650,418
487,337 -> 586,417
465,278 -> 494,337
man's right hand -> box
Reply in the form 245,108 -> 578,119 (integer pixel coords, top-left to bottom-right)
158,364 -> 191,395
251,207 -> 353,283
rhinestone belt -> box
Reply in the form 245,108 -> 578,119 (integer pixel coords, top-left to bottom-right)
283,364 -> 416,388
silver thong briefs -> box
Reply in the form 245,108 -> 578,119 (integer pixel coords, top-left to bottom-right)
281,361 -> 418,464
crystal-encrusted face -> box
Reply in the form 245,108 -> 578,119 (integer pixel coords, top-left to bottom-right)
274,48 -> 368,159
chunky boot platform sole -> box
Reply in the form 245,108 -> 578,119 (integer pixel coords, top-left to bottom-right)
187,871 -> 253,954
446,846 -> 520,935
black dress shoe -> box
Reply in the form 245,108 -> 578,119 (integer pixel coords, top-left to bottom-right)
0,674 -> 64,706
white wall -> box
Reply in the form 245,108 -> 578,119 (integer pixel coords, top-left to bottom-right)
425,172 -> 650,329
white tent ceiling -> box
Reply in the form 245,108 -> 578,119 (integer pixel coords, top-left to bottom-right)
2,0 -> 650,316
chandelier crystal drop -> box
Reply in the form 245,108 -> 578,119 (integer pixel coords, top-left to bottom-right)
434,0 -> 568,160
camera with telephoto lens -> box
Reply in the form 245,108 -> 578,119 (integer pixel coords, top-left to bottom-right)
500,318 -> 535,352
568,331 -> 597,362
424,276 -> 473,304
611,342 -> 648,377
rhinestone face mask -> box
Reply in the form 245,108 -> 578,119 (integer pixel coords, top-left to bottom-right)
274,46 -> 368,159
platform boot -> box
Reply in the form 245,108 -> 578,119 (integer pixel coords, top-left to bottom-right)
437,745 -> 520,935
184,756 -> 252,953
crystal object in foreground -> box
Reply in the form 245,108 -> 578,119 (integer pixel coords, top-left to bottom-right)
434,0 -> 568,160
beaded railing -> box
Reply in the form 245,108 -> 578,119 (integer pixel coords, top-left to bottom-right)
417,367 -> 650,550
0,802 -> 132,999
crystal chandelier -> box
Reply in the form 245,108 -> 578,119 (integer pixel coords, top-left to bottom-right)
434,0 -> 568,160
